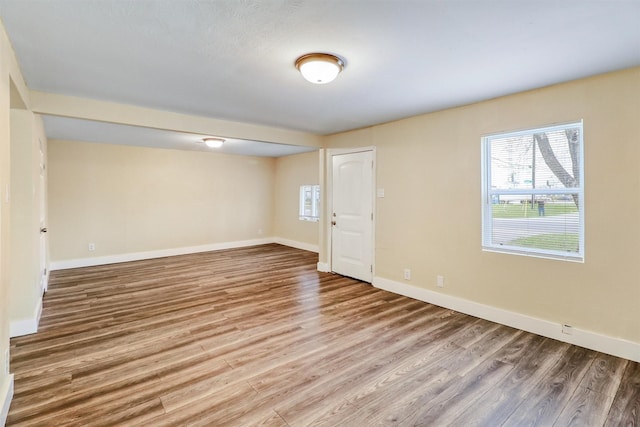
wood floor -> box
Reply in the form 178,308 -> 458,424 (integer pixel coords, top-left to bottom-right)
7,244 -> 640,426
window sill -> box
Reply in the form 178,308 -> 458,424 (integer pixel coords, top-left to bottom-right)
299,217 -> 319,222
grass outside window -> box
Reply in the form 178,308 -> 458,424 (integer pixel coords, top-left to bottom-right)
492,202 -> 578,219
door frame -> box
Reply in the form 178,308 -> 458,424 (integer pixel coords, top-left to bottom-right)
38,138 -> 48,293
324,146 -> 376,280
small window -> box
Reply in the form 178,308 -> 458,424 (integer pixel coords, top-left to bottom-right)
299,185 -> 320,221
481,121 -> 584,262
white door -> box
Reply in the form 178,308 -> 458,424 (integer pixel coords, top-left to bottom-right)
38,139 -> 47,293
331,150 -> 373,282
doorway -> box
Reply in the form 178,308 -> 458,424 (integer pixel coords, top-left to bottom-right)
329,149 -> 374,282
38,139 -> 47,293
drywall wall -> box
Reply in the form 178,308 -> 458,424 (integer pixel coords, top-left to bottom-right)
0,19 -> 33,423
48,140 -> 276,263
323,67 -> 640,348
0,56 -> 10,427
273,151 -> 320,251
9,109 -> 47,336
30,91 -> 323,149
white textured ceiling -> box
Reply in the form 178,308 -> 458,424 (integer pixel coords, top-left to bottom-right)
1,0 -> 639,154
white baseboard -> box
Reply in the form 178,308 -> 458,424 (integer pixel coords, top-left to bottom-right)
0,374 -> 14,426
317,262 -> 330,273
373,276 -> 640,363
272,237 -> 318,253
9,296 -> 43,338
50,238 -> 275,270
50,238 -> 322,271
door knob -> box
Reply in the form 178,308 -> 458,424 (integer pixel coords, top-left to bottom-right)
40,227 -> 47,233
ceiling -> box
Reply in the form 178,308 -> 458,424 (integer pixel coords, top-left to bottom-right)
1,0 -> 639,156
41,115 -> 316,156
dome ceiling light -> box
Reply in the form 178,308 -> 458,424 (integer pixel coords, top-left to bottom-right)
202,137 -> 225,148
295,53 -> 345,84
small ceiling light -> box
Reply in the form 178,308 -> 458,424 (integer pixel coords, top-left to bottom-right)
202,137 -> 225,148
295,53 -> 344,84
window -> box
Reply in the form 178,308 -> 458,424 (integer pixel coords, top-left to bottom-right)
481,121 -> 584,262
299,185 -> 320,221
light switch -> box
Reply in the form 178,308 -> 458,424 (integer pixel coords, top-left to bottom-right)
377,188 -> 385,198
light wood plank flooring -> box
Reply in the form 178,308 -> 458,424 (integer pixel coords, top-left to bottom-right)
8,244 -> 640,426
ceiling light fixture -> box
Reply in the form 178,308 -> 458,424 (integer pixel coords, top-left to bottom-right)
202,137 -> 225,148
295,53 -> 344,84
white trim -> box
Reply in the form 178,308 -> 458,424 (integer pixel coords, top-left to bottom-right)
9,297 -> 43,338
273,237 -> 318,253
326,147 -> 377,156
483,120 -> 586,139
373,276 -> 640,363
482,246 -> 584,263
317,262 -> 330,272
41,266 -> 50,293
0,374 -> 14,427
49,238 -> 274,270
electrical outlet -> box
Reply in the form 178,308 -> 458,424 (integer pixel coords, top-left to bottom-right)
403,268 -> 411,280
437,275 -> 444,288
562,324 -> 573,335
88,243 -> 95,251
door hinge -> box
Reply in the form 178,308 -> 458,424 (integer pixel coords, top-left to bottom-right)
371,212 -> 373,221
370,265 -> 373,273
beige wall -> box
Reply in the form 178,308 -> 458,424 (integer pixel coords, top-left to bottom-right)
323,67 -> 640,345
273,151 -> 320,249
48,140 -> 276,261
9,109 -> 47,328
31,91 -> 323,149
1,19 -> 35,421
0,47 -> 10,423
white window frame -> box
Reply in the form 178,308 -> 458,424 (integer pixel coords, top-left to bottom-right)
299,184 -> 320,222
481,121 -> 584,262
